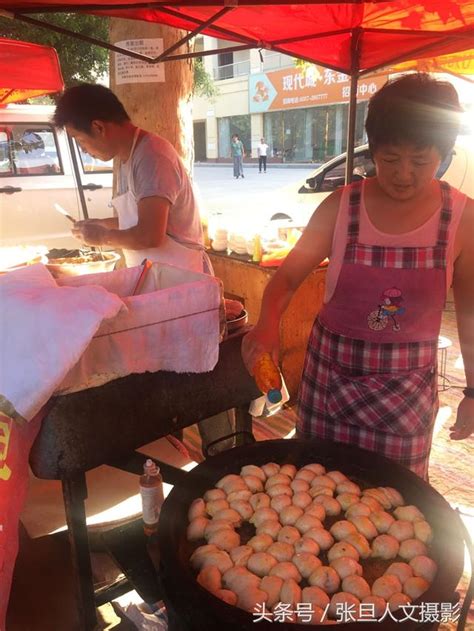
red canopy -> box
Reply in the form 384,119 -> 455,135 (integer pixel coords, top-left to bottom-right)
0,38 -> 64,104
1,1 -> 473,74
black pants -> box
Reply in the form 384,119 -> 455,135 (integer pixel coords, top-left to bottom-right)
258,155 -> 267,172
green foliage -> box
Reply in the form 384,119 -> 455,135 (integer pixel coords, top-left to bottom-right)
193,58 -> 218,99
0,14 -> 109,88
295,58 -> 310,71
2,16 -> 216,100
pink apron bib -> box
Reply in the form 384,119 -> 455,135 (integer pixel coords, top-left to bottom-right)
297,181 -> 453,478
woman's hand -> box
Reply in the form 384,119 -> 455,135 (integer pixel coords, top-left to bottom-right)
450,396 -> 474,440
241,323 -> 280,376
72,220 -> 107,246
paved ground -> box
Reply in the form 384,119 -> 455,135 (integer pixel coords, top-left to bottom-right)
193,164 -> 317,225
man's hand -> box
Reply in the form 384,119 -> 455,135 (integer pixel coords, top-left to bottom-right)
450,396 -> 474,440
72,220 -> 107,246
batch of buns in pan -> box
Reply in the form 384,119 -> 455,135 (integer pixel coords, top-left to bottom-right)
187,462 -> 436,624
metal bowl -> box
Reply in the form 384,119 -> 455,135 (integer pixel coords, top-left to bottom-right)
226,309 -> 248,333
46,251 -> 121,277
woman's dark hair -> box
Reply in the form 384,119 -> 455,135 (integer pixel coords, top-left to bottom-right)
365,73 -> 462,160
54,84 -> 130,132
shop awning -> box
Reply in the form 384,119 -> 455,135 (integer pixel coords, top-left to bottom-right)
0,37 -> 64,104
1,1 -> 473,75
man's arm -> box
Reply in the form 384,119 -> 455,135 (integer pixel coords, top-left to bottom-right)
81,217 -> 119,229
451,197 -> 474,440
72,196 -> 170,250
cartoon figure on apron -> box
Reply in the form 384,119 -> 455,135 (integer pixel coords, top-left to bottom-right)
367,286 -> 406,332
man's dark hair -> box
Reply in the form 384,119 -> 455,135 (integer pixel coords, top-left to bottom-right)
365,73 -> 462,160
54,84 -> 130,132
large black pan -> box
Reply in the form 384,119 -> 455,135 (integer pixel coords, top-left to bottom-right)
158,438 -> 469,631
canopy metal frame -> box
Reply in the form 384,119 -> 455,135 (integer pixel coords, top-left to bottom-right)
4,3 -> 471,183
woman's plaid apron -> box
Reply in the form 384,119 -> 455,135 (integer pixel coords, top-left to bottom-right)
297,181 -> 453,478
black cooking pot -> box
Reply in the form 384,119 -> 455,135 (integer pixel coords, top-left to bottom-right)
158,438 -> 470,631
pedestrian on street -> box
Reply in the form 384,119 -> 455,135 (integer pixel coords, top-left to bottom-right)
231,134 -> 245,179
258,137 -> 269,173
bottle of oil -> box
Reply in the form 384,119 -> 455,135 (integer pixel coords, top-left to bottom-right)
139,459 -> 164,536
202,218 -> 211,248
252,352 -> 282,404
252,233 -> 262,263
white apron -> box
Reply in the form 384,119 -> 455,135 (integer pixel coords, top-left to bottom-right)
112,128 -> 206,272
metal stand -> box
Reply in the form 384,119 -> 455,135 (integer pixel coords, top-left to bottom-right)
438,335 -> 452,392
29,331 -> 259,630
62,475 -> 99,631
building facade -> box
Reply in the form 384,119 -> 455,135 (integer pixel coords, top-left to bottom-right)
192,37 -> 387,163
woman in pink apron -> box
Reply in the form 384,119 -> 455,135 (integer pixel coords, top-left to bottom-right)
243,74 -> 473,478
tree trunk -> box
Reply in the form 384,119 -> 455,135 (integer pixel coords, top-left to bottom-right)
109,18 -> 194,172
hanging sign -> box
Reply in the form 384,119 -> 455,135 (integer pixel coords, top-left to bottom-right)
114,38 -> 165,85
249,66 -> 387,113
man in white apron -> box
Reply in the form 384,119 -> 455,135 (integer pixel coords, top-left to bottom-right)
54,84 -> 234,454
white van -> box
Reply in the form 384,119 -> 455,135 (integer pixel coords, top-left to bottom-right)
0,104 -> 113,248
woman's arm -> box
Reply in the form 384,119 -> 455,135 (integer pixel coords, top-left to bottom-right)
451,196 -> 474,440
241,189 -> 342,371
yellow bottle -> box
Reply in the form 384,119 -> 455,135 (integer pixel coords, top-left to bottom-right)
252,234 -> 262,263
252,353 -> 282,404
202,220 -> 211,248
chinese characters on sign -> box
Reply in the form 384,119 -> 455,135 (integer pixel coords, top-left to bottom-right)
249,66 -> 387,113
114,38 -> 165,86
251,601 -> 461,624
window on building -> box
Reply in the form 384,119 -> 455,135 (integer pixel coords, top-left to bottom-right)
217,51 -> 234,80
218,115 -> 251,158
264,101 -> 369,164
339,101 -> 368,155
262,51 -> 295,72
264,112 -> 284,159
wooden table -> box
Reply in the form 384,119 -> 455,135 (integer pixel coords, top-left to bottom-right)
29,331 -> 260,631
209,250 -> 327,398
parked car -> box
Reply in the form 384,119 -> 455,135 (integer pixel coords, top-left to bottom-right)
0,104 -> 113,248
267,140 -> 474,226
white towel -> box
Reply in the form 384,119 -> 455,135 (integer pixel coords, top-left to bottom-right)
0,264 -> 124,422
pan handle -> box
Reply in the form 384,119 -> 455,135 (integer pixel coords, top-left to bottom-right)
456,507 -> 474,630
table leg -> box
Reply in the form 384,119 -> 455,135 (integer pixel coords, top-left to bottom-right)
234,405 -> 255,447
62,474 -> 98,631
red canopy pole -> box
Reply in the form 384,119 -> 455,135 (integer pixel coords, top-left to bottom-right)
345,28 -> 361,185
